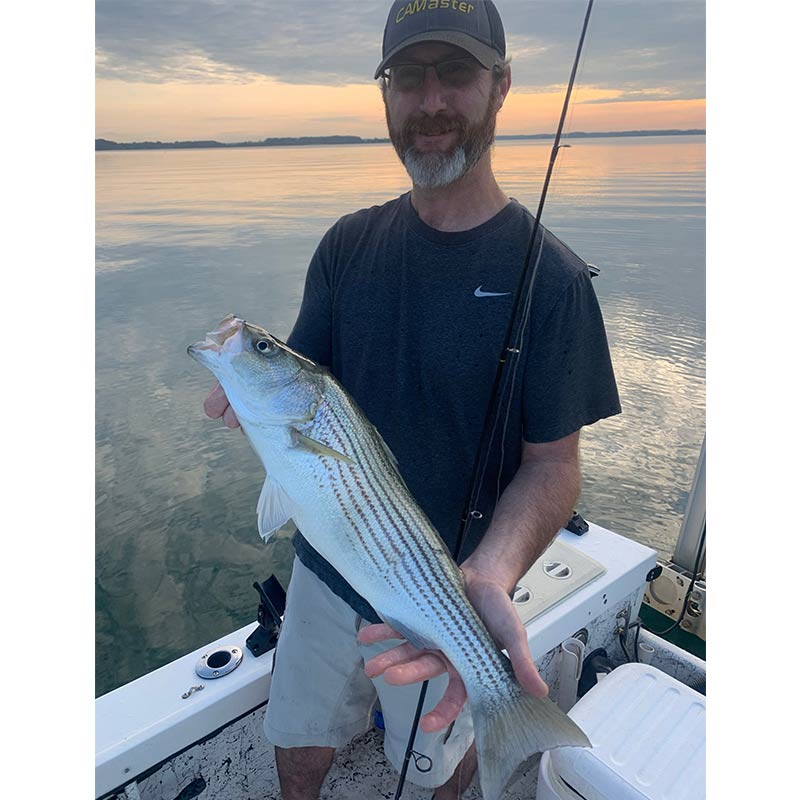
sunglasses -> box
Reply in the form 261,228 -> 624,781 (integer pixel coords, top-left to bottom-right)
381,56 -> 486,92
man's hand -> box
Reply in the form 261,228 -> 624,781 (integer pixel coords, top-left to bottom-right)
357,565 -> 548,733
204,382 -> 241,429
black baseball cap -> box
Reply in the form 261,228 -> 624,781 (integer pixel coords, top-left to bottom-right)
374,1 -> 506,80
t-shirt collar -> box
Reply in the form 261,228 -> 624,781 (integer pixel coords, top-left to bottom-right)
401,192 -> 520,245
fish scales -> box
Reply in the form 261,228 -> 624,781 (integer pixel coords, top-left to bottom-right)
318,398 -> 406,569
315,379 -> 508,685
297,361 -> 529,709
188,316 -> 591,800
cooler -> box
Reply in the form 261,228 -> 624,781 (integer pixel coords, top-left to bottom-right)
537,663 -> 705,800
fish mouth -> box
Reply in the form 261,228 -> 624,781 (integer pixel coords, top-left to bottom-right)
188,314 -> 244,360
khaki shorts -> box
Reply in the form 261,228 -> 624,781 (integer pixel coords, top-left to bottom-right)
264,556 -> 475,789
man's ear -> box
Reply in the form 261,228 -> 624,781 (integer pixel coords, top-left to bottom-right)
495,65 -> 512,111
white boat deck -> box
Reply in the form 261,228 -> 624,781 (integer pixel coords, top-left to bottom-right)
128,715 -> 543,800
270,728 -> 543,799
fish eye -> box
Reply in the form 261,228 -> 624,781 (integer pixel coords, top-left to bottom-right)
255,339 -> 274,354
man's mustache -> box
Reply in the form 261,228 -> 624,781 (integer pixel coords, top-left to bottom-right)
401,116 -> 469,138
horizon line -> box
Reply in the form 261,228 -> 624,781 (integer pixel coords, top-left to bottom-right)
96,128 -> 706,152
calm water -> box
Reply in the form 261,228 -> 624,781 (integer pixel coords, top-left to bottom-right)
96,136 -> 705,696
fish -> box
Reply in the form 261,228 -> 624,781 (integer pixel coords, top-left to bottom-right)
188,314 -> 590,799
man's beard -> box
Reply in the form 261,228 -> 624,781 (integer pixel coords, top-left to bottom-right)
386,96 -> 499,189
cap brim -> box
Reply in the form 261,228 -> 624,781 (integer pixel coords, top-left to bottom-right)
374,31 -> 501,80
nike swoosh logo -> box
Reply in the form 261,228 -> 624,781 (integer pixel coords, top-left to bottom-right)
474,285 -> 511,298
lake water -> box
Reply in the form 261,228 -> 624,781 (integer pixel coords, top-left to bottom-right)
95,136 -> 705,696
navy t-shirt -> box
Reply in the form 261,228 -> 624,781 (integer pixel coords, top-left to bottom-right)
287,193 -> 620,622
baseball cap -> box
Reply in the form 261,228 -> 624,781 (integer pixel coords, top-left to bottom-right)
374,0 -> 506,80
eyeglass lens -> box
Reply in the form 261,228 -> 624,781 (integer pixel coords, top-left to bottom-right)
387,58 -> 481,91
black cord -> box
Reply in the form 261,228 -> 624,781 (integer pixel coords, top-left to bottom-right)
618,620 -> 642,663
618,631 -> 632,663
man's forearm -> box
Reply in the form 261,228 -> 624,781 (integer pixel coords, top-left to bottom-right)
461,446 -> 581,594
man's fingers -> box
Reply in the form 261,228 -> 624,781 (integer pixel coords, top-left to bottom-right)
357,623 -> 403,645
420,668 -> 468,732
362,641 -> 419,678
222,404 -> 240,429
203,382 -> 241,429
383,652 -> 448,685
506,638 -> 548,698
204,383 -> 228,418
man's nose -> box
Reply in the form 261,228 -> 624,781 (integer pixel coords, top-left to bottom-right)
418,66 -> 448,115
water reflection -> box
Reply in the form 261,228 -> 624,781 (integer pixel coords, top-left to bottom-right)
96,136 -> 705,695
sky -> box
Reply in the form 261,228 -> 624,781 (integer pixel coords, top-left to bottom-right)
95,0 -> 706,142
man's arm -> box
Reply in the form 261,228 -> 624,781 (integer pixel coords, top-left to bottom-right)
359,431 -> 582,733
462,431 -> 581,593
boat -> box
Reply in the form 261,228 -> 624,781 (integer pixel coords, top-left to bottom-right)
95,442 -> 706,799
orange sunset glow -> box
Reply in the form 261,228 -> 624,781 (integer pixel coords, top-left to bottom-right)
95,77 -> 705,143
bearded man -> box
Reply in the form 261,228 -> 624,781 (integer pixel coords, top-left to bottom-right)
204,2 -> 620,798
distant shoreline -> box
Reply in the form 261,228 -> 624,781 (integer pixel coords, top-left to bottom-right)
96,129 -> 705,152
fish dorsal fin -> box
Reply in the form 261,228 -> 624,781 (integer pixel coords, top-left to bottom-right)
290,428 -> 354,464
256,473 -> 295,542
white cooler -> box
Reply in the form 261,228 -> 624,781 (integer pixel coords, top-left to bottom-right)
537,663 -> 705,800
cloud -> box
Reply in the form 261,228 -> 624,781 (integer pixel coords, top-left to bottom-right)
579,86 -> 704,104
96,0 -> 704,98
96,0 -> 384,85
502,1 -> 705,99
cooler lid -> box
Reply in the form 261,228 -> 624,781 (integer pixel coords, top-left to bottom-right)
550,663 -> 705,800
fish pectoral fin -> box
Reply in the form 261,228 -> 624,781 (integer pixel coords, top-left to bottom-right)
256,474 -> 295,542
290,428 -> 354,464
379,614 -> 439,652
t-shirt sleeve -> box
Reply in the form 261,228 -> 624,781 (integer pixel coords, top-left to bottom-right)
286,229 -> 334,367
522,268 -> 621,442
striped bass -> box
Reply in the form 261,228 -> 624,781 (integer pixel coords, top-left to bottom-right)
188,314 -> 590,799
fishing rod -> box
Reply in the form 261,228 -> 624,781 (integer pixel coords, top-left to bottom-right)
393,2 -> 595,798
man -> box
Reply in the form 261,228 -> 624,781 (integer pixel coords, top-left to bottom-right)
204,2 -> 620,797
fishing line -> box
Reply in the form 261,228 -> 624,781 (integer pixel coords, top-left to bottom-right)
393,3 -> 596,798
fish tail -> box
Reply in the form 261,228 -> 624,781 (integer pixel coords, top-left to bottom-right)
470,673 -> 591,800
